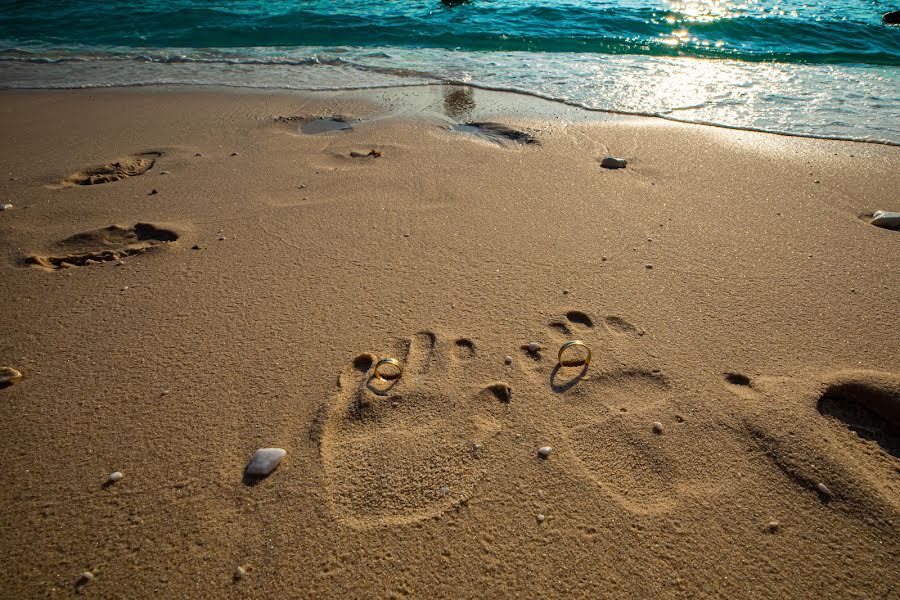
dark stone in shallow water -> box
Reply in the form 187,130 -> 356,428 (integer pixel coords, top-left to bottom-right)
883,10 -> 900,24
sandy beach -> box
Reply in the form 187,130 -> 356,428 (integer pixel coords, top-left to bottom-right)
0,85 -> 898,598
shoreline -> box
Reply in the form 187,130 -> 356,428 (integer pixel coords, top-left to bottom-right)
0,85 -> 898,598
2,82 -> 900,147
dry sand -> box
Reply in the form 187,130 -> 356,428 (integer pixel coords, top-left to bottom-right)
0,85 -> 898,598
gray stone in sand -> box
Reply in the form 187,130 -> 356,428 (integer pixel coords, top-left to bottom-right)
816,482 -> 833,498
234,566 -> 246,581
107,471 -> 124,484
871,210 -> 900,230
246,448 -> 286,477
600,156 -> 627,169
0,203 -> 12,211
504,355 -> 513,365
527,342 -> 541,353
538,446 -> 553,459
652,421 -> 664,434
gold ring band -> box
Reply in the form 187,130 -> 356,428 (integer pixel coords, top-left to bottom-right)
373,357 -> 403,381
558,340 -> 591,367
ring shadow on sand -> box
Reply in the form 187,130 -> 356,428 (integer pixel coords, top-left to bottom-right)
550,362 -> 590,393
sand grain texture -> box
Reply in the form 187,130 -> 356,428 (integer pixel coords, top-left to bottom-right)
0,86 -> 898,599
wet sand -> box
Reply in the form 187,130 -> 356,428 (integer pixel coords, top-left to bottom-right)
0,85 -> 898,598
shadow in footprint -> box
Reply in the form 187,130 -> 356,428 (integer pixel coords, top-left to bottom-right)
24,223 -> 179,270
817,377 -> 900,458
451,122 -> 539,146
317,332 -> 507,528
64,152 -> 160,186
550,363 -> 589,393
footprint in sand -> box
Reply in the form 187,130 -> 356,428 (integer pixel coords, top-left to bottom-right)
24,223 -> 179,270
316,332 -> 509,528
450,122 -> 539,146
728,370 -> 900,512
61,152 -> 160,186
519,310 -> 681,515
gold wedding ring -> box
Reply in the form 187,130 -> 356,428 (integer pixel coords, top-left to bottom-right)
373,357 -> 403,382
558,340 -> 591,367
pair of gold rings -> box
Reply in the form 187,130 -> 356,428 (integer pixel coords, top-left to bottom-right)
372,340 -> 590,381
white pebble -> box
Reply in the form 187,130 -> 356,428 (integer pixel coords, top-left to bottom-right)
816,482 -> 833,497
231,152 -> 239,156
538,446 -> 553,459
219,235 -> 226,241
0,203 -> 12,211
107,471 -> 123,483
504,355 -> 513,365
652,421 -> 663,434
160,170 -> 170,175
527,342 -> 541,353
536,513 -> 545,523
234,566 -> 246,581
246,448 -> 286,476
472,443 -> 483,455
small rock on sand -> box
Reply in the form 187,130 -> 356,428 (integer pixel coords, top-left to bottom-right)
767,520 -> 780,533
600,156 -> 627,169
230,152 -> 239,156
871,210 -> 900,230
816,482 -> 833,498
504,355 -> 513,365
0,367 -> 23,385
652,421 -> 664,434
527,342 -> 541,353
234,566 -> 246,581
246,448 -> 286,477
438,485 -> 450,496
0,203 -> 12,211
75,572 -> 94,593
645,263 -> 654,269
538,446 -> 553,459
536,514 -> 546,523
107,471 -> 123,484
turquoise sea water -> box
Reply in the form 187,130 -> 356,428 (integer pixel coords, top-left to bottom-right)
1,0 -> 898,142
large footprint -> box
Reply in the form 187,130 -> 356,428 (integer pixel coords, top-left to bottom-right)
317,331 -> 509,528
518,310 -> 682,515
727,369 -> 900,514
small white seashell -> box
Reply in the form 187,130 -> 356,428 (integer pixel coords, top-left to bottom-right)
246,448 -> 286,477
538,446 -> 553,459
